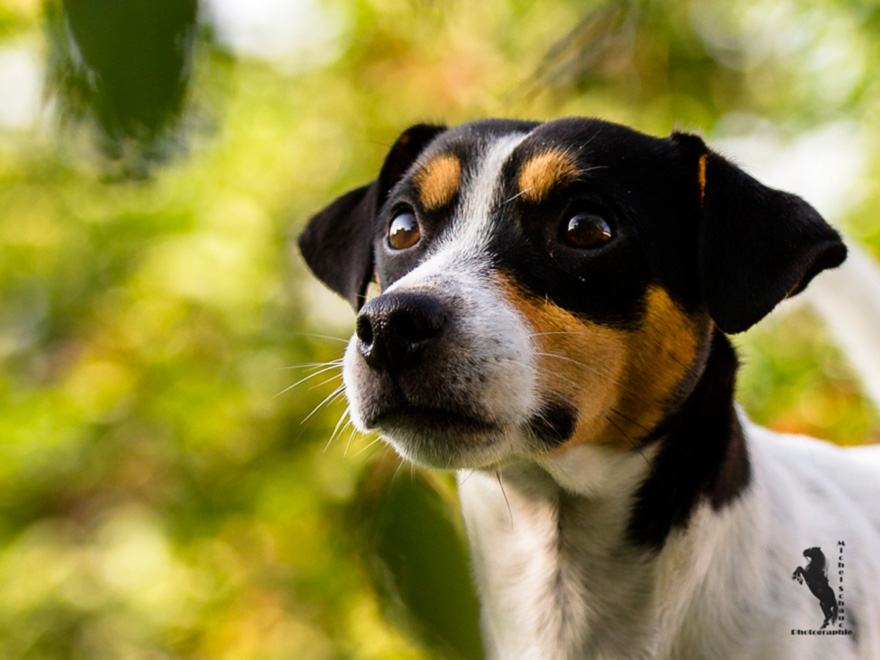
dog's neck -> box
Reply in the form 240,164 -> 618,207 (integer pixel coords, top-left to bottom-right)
460,450 -> 662,659
458,332 -> 752,659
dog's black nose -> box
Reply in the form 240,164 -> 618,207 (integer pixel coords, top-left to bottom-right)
356,292 -> 447,374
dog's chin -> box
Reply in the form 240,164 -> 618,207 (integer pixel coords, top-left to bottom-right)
367,406 -> 516,470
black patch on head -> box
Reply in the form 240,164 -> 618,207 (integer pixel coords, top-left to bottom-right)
626,330 -> 751,549
488,119 -> 705,329
528,401 -> 578,447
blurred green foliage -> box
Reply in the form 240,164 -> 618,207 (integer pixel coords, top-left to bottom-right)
46,0 -> 198,173
1,0 -> 880,658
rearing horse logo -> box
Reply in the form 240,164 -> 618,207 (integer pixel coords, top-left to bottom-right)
792,547 -> 838,630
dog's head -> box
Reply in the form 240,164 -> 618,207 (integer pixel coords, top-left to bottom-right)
299,118 -> 845,469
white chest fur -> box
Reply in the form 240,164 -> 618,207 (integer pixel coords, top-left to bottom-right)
457,418 -> 880,660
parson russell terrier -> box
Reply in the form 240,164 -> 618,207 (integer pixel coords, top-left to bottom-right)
298,118 -> 880,659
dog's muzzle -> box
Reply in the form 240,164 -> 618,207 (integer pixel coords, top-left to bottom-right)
341,271 -> 540,468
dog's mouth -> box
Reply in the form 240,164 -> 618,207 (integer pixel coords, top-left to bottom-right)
360,395 -> 580,470
359,395 -> 513,469
368,404 -> 500,435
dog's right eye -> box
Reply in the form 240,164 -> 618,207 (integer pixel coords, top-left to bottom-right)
388,211 -> 421,250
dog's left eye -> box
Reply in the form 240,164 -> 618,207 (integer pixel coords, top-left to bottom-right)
388,211 -> 421,250
560,212 -> 613,249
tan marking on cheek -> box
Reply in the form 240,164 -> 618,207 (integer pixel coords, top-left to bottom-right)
500,278 -> 707,452
413,154 -> 461,210
613,287 -> 706,440
518,149 -> 580,203
497,276 -> 630,449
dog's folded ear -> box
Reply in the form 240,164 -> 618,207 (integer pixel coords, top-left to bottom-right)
298,123 -> 447,310
673,131 -> 847,334
298,183 -> 378,310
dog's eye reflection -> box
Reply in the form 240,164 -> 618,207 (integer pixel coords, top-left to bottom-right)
561,212 -> 613,249
388,211 -> 421,250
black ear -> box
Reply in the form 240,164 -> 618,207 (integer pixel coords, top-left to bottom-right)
673,132 -> 847,334
298,123 -> 447,309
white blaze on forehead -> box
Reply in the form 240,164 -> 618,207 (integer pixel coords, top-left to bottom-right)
453,132 -> 530,250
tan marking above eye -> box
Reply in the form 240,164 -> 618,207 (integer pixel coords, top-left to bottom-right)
517,149 -> 580,203
413,154 -> 461,210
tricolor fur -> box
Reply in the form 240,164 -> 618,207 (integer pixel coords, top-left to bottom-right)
299,118 -> 880,659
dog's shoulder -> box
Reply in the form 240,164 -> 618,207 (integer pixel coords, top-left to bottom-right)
744,416 -> 880,524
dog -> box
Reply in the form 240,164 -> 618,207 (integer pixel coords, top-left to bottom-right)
298,118 -> 880,659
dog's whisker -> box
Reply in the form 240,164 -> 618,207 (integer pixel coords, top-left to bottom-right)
391,456 -> 407,485
529,330 -> 603,338
459,469 -> 476,486
272,367 -> 335,399
275,364 -> 343,398
532,364 -> 584,390
503,185 -> 539,205
502,357 -> 589,397
495,470 -> 515,530
303,381 -> 345,414
289,332 -> 350,344
577,163 -> 608,175
341,420 -> 359,456
302,385 -> 346,425
358,441 -> 387,465
530,330 -> 691,371
346,425 -> 359,445
532,351 -> 611,373
300,359 -> 343,372
308,373 -> 343,391
360,138 -> 395,149
579,127 -> 602,150
352,434 -> 383,459
323,405 -> 351,453
607,406 -> 653,433
533,351 -> 636,393
326,408 -> 353,453
278,358 -> 344,371
345,429 -> 362,458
